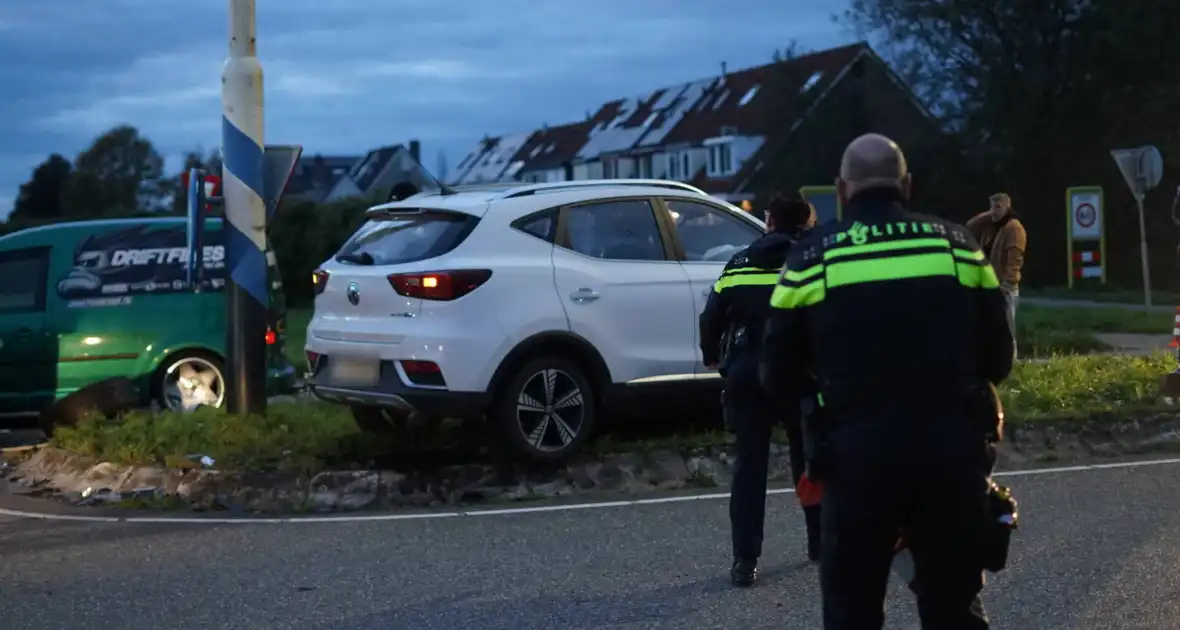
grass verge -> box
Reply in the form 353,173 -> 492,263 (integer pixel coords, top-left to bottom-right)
48,354 -> 1179,473
1019,305 -> 1173,336
1001,352 -> 1174,419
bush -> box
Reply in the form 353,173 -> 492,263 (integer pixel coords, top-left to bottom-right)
269,197 -> 372,307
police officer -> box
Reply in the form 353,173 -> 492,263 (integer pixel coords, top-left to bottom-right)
699,193 -> 818,587
759,134 -> 1014,629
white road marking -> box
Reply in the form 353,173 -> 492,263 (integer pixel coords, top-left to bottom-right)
2,456 -> 1180,525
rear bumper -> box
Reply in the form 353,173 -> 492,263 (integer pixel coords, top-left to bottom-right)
306,359 -> 488,419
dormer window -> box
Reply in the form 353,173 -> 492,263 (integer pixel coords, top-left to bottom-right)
707,142 -> 734,177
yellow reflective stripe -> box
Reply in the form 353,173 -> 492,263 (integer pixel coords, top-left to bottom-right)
713,273 -> 780,292
721,266 -> 769,276
827,252 -> 955,288
769,279 -> 825,309
783,264 -> 824,284
825,238 -> 949,260
952,247 -> 986,262
956,262 -> 1000,288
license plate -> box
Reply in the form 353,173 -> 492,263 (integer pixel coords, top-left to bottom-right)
329,357 -> 380,386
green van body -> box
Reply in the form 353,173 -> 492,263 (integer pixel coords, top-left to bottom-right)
0,217 -> 297,421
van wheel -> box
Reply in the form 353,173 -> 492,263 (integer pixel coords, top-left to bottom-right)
350,407 -> 411,434
492,356 -> 597,463
155,352 -> 226,412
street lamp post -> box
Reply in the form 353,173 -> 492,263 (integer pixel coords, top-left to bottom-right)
221,0 -> 268,414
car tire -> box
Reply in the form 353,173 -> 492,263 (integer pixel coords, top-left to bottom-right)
350,406 -> 411,434
154,351 -> 226,412
492,356 -> 597,463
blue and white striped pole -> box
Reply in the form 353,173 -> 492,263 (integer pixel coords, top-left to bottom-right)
221,0 -> 268,414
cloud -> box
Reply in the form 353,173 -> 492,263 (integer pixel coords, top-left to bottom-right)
0,0 -> 855,218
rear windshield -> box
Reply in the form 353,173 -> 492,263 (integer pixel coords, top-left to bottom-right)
336,212 -> 478,265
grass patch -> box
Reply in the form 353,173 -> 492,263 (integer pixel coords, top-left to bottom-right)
48,355 -> 1178,471
1001,352 -> 1173,420
1016,305 -> 1174,357
52,403 -> 362,474
1020,305 -> 1173,336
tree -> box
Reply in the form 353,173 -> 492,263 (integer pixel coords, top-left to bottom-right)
61,125 -> 165,217
842,0 -> 1180,286
843,0 -> 1180,185
11,154 -> 73,221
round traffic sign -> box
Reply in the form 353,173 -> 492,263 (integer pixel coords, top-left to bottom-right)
1075,202 -> 1096,228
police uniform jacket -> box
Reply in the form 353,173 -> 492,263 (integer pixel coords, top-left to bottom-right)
758,189 -> 1014,417
700,230 -> 798,373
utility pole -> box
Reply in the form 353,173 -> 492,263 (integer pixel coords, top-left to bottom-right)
222,0 -> 268,414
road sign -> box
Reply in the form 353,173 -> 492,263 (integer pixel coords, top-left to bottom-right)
1111,146 -> 1164,198
1065,186 -> 1106,289
1075,201 -> 1096,229
261,145 -> 303,221
1069,189 -> 1103,240
1110,145 -> 1162,307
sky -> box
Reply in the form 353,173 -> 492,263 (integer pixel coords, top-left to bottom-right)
0,0 -> 856,217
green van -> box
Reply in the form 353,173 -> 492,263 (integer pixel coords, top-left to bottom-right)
0,217 -> 298,423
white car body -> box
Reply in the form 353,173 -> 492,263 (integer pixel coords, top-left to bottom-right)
305,180 -> 766,460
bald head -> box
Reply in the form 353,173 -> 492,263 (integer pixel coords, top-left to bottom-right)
837,133 -> 910,203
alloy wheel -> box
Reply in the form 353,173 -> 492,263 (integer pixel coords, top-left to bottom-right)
515,368 -> 585,452
162,357 -> 225,412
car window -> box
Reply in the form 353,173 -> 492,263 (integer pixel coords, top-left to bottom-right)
0,248 -> 49,313
663,199 -> 761,262
513,211 -> 556,242
563,199 -> 666,262
337,211 -> 478,265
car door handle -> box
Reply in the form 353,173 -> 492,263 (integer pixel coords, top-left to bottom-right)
14,328 -> 32,337
569,288 -> 600,303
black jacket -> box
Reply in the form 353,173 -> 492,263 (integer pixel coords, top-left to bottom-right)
758,189 -> 1014,416
699,231 -> 798,367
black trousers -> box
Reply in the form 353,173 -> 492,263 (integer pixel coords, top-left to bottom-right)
726,375 -> 817,561
821,413 -> 990,630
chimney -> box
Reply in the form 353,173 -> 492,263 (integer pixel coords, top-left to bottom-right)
409,139 -> 421,163
721,61 -> 728,76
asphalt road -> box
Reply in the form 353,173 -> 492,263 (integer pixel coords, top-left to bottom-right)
2,461 -> 1180,629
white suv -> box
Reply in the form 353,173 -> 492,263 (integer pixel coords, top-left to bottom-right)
305,180 -> 766,462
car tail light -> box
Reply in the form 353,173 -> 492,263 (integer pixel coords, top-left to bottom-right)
312,269 -> 330,296
265,327 -> 277,345
306,350 -> 320,370
400,360 -> 445,387
387,270 -> 492,301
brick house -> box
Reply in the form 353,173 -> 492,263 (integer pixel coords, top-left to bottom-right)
448,42 -> 940,215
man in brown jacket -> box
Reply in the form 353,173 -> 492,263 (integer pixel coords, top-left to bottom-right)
967,193 -> 1027,357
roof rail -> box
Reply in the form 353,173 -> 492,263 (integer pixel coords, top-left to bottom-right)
408,182 -> 522,197
497,179 -> 708,199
